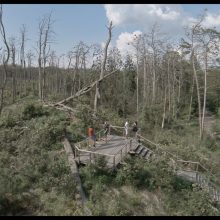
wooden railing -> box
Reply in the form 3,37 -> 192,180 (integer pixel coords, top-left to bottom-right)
137,134 -> 180,160
76,129 -> 105,150
74,138 -> 132,169
74,125 -> 219,187
137,134 -> 219,187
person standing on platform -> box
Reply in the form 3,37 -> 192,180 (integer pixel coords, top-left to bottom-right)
88,126 -> 96,148
124,120 -> 129,139
103,121 -> 110,143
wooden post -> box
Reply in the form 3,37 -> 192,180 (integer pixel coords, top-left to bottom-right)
113,156 -> 115,169
120,149 -> 123,161
90,152 -> 92,163
196,163 -> 199,172
130,139 -> 132,151
79,151 -> 80,164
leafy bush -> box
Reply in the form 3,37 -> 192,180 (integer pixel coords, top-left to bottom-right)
202,135 -> 218,151
140,105 -> 163,129
0,110 -> 20,128
22,103 -> 48,120
206,95 -> 219,114
170,175 -> 192,192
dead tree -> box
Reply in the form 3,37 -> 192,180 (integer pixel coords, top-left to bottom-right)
0,4 -> 10,115
9,37 -> 17,103
93,21 -> 113,114
198,28 -> 220,137
37,13 -> 54,100
19,24 -> 27,96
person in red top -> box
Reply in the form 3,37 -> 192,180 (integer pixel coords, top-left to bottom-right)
88,126 -> 96,148
88,127 -> 94,137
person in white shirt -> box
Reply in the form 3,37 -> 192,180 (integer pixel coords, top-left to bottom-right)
124,120 -> 129,139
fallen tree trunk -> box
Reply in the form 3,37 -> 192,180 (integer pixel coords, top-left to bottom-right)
56,69 -> 118,105
44,102 -> 77,113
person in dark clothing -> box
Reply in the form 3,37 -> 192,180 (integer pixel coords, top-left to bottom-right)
132,121 -> 138,139
103,121 -> 110,143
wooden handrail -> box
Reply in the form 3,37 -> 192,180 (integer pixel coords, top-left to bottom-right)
138,134 -> 179,160
176,159 -> 200,164
76,148 -> 114,158
74,125 -> 219,186
110,125 -> 124,129
137,134 -> 218,183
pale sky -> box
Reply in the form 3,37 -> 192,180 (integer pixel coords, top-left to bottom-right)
2,4 -> 220,66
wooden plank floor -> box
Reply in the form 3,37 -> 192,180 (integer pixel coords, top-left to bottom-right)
75,135 -> 139,168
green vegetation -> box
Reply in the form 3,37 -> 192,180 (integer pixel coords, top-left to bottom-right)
1,96 -> 220,215
79,155 -> 219,215
0,102 -> 83,215
1,5 -> 220,215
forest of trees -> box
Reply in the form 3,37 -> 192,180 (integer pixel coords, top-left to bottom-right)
0,5 -> 220,216
1,7 -> 220,140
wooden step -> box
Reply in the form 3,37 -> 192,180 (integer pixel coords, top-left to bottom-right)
140,148 -> 149,157
135,145 -> 144,155
129,144 -> 140,154
144,151 -> 153,160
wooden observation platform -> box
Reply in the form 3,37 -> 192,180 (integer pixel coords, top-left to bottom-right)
74,126 -> 139,169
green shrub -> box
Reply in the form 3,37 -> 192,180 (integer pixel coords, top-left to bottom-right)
22,103 -> 48,120
0,110 -> 20,128
206,96 -> 219,114
202,135 -> 218,151
170,175 -> 192,192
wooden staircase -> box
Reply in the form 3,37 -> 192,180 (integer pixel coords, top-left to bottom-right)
176,170 -> 220,202
129,142 -> 153,160
129,137 -> 220,203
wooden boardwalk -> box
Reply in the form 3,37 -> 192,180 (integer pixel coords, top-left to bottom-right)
72,130 -> 220,202
74,135 -> 139,169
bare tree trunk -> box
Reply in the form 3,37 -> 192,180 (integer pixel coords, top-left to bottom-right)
201,49 -> 208,137
12,67 -> 16,103
38,57 -> 43,99
178,58 -> 183,105
24,60 -> 27,96
161,87 -> 167,129
143,55 -> 147,102
188,76 -> 194,121
192,53 -> 202,139
172,58 -> 176,118
37,13 -> 53,100
136,52 -> 139,121
152,56 -> 156,104
0,4 -> 10,116
167,57 -> 171,113
94,21 -> 112,114
56,69 -> 117,106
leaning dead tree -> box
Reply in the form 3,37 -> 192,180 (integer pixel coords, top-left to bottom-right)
44,69 -> 118,114
93,21 -> 113,114
46,22 -> 115,116
0,4 -> 10,115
